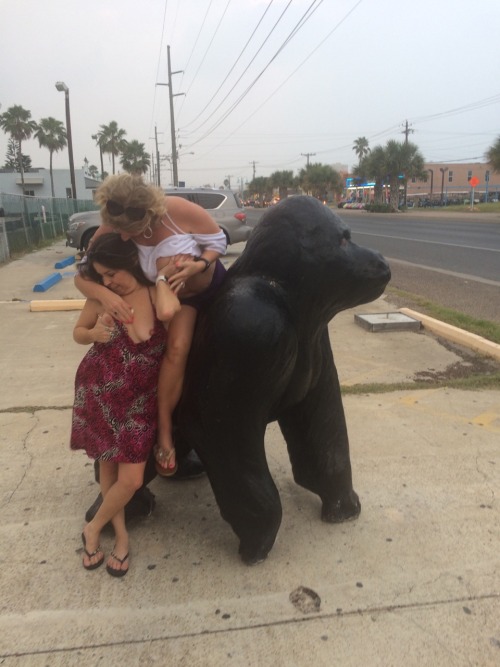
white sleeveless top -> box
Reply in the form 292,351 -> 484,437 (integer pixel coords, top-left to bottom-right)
134,212 -> 226,282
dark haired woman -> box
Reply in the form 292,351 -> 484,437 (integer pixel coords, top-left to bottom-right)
75,173 -> 227,477
71,234 -> 175,577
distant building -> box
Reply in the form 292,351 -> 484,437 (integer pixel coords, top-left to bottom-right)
345,162 -> 499,203
407,162 -> 499,202
331,162 -> 348,174
0,167 -> 101,200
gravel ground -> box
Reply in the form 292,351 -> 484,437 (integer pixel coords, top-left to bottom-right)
386,258 -> 500,324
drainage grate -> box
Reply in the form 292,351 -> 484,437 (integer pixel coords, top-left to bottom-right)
354,312 -> 422,332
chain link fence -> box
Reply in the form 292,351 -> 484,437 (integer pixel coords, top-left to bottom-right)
0,193 -> 99,263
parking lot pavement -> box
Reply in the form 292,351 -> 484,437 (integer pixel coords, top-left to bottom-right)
0,240 -> 499,665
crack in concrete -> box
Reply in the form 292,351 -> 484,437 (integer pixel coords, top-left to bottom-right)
1,592 -> 499,660
0,405 -> 72,414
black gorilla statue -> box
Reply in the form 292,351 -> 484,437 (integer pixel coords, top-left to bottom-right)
175,196 -> 391,564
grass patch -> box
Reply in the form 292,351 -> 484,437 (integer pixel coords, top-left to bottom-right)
387,287 -> 500,344
437,202 -> 500,214
341,372 -> 500,395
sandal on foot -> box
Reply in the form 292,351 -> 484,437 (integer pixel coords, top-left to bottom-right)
81,532 -> 104,571
106,550 -> 129,578
154,445 -> 178,478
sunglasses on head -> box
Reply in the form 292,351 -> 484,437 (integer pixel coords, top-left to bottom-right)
106,199 -> 147,221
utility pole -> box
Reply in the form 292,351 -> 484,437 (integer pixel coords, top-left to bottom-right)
401,120 -> 414,144
301,152 -> 316,167
156,46 -> 184,187
149,129 -> 162,185
249,161 -> 258,181
155,126 -> 161,187
401,120 -> 414,207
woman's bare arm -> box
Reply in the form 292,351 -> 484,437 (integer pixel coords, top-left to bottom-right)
73,300 -> 112,344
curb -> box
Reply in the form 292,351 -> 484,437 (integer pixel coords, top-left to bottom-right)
54,256 -> 76,269
30,299 -> 86,312
32,272 -> 62,292
400,307 -> 500,362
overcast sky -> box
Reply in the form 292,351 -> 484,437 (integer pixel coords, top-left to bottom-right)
1,0 -> 500,189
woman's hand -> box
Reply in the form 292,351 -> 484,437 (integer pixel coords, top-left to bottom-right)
75,270 -> 133,322
156,254 -> 192,280
167,258 -> 204,293
99,290 -> 134,323
91,314 -> 115,343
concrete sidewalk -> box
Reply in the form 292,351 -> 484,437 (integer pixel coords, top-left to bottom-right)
0,240 -> 499,666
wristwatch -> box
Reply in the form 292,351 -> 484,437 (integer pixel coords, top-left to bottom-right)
194,256 -> 211,272
156,275 -> 168,285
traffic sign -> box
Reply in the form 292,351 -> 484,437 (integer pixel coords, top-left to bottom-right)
470,176 -> 479,187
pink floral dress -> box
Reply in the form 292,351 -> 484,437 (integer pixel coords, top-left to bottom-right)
70,318 -> 166,463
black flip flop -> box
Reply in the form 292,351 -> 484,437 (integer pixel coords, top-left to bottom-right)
81,532 -> 104,571
106,550 -> 129,578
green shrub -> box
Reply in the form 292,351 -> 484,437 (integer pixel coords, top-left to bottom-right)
365,203 -> 396,213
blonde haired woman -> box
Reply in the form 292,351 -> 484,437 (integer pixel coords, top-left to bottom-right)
76,174 -> 227,476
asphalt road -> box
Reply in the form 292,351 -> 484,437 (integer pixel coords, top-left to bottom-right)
339,210 -> 500,282
245,206 -> 500,324
338,208 -> 500,323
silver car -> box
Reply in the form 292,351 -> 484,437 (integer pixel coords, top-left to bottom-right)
66,187 -> 252,251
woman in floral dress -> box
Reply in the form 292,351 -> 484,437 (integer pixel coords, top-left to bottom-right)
71,233 -> 176,577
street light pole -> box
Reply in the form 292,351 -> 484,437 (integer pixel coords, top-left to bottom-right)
439,167 -> 448,204
55,81 -> 77,199
427,168 -> 434,202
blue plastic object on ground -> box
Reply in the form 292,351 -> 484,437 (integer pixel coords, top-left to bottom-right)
54,256 -> 76,269
33,272 -> 62,292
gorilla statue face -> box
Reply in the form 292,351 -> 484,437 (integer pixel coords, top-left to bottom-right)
233,196 -> 391,320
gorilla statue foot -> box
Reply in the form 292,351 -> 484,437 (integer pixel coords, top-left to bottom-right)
238,539 -> 275,566
321,491 -> 361,524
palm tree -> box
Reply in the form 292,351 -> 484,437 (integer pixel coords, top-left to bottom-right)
98,121 -> 127,174
352,136 -> 370,165
486,136 -> 500,172
268,170 -> 296,200
384,140 -> 426,209
0,105 -> 37,193
4,138 -> 31,172
119,140 -> 150,175
298,163 -> 342,200
91,130 -> 107,179
34,117 -> 67,197
361,146 -> 387,205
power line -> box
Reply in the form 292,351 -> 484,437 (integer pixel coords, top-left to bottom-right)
410,92 -> 500,124
148,0 -> 171,155
181,0 -> 278,130
192,0 -> 363,156
182,0 -> 295,134
186,0 -> 325,146
180,0 -> 233,105
180,0 -> 215,84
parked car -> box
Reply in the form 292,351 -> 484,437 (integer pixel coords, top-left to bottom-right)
66,187 -> 252,251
